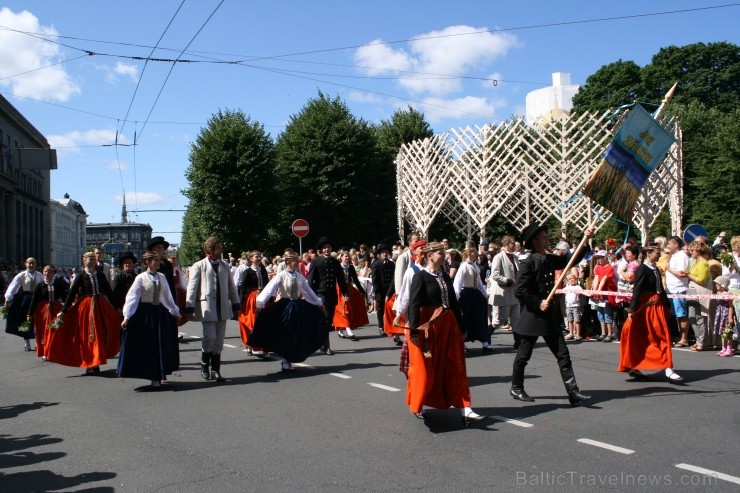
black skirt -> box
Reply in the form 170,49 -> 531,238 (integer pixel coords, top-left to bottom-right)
5,291 -> 34,339
117,303 -> 179,381
248,298 -> 326,362
458,287 -> 489,343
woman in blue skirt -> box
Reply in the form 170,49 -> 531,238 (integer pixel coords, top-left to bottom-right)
118,251 -> 181,388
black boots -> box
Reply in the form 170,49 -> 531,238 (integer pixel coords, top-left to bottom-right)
510,387 -> 535,402
200,351 -> 211,380
210,353 -> 226,382
562,369 -> 591,406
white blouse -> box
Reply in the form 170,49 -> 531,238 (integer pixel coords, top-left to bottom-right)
393,262 -> 420,316
256,269 -> 322,308
453,261 -> 488,298
122,271 -> 180,320
4,270 -> 44,302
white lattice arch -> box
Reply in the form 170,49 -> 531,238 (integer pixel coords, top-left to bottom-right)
396,110 -> 683,245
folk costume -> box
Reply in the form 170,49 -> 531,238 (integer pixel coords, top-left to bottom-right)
511,222 -> 591,406
406,242 -> 483,425
249,265 -> 326,371
237,263 -> 270,354
50,269 -> 121,372
307,236 -> 348,355
371,244 -> 395,335
118,269 -> 181,385
4,267 -> 44,347
453,259 -> 492,351
111,252 -> 138,311
617,246 -> 682,382
333,261 -> 368,340
28,276 -> 69,358
185,251 -> 240,382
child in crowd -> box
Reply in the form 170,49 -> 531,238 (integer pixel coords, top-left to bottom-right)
564,273 -> 583,341
713,275 -> 736,357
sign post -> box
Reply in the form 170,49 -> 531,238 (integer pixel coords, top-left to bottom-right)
291,218 -> 309,255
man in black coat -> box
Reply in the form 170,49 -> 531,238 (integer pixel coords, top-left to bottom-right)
510,222 -> 594,406
149,236 -> 175,296
371,243 -> 395,336
308,236 -> 348,355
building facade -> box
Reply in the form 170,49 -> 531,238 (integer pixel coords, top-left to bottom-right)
86,221 -> 153,266
0,94 -> 55,269
50,193 -> 88,270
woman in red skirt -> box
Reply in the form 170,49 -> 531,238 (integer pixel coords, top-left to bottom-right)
618,243 -> 683,383
334,251 -> 369,340
237,251 -> 270,357
49,252 -> 121,374
28,264 -> 68,360
406,241 -> 486,426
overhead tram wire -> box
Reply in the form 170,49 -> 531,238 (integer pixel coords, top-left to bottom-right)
0,54 -> 89,82
117,0 -> 186,139
3,3 -> 738,90
116,0 -> 185,218
135,0 -> 225,143
3,3 -> 738,65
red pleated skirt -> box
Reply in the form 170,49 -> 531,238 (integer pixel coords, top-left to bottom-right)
618,293 -> 674,372
405,307 -> 471,413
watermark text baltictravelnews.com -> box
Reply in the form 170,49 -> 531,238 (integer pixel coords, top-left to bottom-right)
515,470 -> 718,487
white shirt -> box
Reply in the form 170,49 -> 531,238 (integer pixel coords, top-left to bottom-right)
122,271 -> 180,320
393,262 -> 420,316
256,269 -> 322,309
453,261 -> 488,298
4,270 -> 44,302
666,250 -> 690,293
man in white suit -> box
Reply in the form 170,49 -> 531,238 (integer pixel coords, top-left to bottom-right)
186,236 -> 240,382
488,235 -> 520,348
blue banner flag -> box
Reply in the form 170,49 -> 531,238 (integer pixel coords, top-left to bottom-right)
583,104 -> 675,220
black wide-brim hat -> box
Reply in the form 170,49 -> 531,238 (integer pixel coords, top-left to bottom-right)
375,243 -> 391,255
316,236 -> 332,250
521,222 -> 547,246
118,251 -> 138,267
148,236 -> 170,250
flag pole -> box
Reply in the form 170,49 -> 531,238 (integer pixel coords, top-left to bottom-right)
653,82 -> 678,120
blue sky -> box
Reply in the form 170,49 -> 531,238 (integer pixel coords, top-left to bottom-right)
1,1 -> 738,246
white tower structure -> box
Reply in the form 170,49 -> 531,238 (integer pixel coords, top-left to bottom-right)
525,72 -> 580,125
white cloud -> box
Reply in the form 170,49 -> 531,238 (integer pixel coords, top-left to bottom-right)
354,40 -> 411,75
0,7 -> 79,101
98,61 -> 139,84
420,96 -> 502,124
114,62 -> 138,82
354,26 -> 517,96
115,191 -> 164,205
106,160 -> 128,170
346,90 -> 384,104
48,128 -> 130,151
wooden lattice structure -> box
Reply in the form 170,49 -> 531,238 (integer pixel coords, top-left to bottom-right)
396,110 -> 683,244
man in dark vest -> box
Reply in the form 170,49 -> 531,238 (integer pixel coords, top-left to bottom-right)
510,222 -> 594,406
308,236 -> 348,355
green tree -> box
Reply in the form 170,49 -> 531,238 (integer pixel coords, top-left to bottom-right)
641,42 -> 740,113
274,91 -> 383,249
572,42 -> 740,239
181,109 -> 276,263
375,106 -> 434,243
571,59 -> 642,114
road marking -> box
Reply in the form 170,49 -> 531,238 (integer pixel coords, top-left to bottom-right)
491,415 -> 534,428
577,438 -> 634,455
223,343 -> 236,348
242,349 -> 251,353
368,383 -> 401,392
675,464 -> 740,485
329,373 -> 352,379
188,335 -> 199,339
293,363 -> 313,368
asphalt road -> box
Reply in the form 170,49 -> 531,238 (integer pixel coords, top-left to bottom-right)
1,315 -> 739,492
